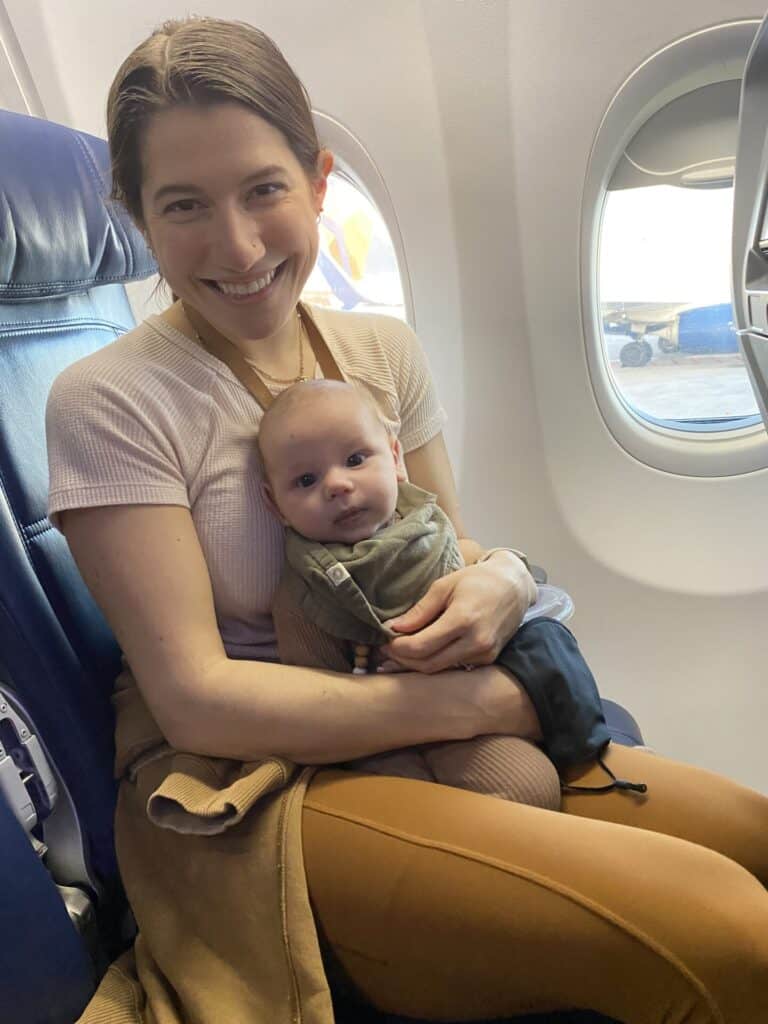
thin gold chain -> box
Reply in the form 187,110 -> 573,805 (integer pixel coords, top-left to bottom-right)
244,310 -> 308,385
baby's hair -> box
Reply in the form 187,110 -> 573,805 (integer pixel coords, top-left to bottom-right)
257,379 -> 394,479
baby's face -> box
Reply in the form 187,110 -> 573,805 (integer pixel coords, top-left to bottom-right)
262,391 -> 406,543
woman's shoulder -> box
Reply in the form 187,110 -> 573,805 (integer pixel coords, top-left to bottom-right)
309,304 -> 416,342
308,305 -> 420,372
49,315 -> 224,402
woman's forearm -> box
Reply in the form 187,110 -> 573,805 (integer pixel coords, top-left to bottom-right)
171,658 -> 542,763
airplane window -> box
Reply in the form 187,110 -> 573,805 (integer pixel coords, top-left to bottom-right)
301,171 -> 407,321
599,182 -> 759,428
597,77 -> 760,432
584,21 -> 766,474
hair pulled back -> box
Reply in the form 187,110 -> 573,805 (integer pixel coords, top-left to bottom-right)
107,16 -> 321,224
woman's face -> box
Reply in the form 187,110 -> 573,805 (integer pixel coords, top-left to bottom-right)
139,102 -> 330,342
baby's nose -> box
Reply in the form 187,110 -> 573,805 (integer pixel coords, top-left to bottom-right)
324,470 -> 354,498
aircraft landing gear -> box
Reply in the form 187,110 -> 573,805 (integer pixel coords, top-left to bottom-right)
619,338 -> 653,367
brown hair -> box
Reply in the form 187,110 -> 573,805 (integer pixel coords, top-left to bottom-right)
107,16 -> 321,224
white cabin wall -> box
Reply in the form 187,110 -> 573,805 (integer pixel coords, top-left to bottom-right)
419,1 -> 556,550
3,0 -> 767,788
414,1 -> 768,788
506,0 -> 768,788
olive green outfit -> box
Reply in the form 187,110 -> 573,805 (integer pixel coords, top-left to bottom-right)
271,481 -> 561,808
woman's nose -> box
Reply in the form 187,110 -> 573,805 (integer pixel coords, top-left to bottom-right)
213,207 -> 266,271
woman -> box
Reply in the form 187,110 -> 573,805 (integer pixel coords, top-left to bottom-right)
46,16 -> 768,1024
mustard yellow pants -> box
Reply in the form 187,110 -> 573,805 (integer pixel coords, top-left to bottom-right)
302,745 -> 768,1023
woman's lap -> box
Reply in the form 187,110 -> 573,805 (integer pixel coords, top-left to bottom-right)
302,749 -> 768,1023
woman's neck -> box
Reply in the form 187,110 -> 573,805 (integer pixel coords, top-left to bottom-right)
165,300 -> 303,377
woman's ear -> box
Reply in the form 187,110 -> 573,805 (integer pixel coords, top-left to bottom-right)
261,480 -> 288,524
312,149 -> 334,213
391,437 -> 407,482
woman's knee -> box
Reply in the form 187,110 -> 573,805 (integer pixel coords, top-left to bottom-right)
562,745 -> 768,884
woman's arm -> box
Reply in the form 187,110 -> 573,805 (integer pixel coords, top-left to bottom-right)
381,432 -> 537,674
61,504 -> 540,762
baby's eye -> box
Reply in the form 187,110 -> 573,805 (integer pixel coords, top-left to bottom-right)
346,452 -> 366,467
296,473 -> 316,489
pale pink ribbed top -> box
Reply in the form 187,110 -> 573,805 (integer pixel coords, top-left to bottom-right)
46,306 -> 446,660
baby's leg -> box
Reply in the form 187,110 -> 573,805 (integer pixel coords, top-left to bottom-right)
422,735 -> 562,809
345,748 -> 435,782
271,586 -> 352,672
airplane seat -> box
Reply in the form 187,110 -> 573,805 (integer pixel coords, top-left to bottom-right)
0,107 -> 155,1023
0,107 -> 636,1024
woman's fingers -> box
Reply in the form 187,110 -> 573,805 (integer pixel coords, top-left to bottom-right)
382,603 -> 467,666
379,636 -> 484,675
380,559 -> 532,674
383,608 -> 499,675
384,575 -> 455,635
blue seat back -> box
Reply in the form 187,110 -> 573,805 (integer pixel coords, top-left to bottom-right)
0,108 -> 156,881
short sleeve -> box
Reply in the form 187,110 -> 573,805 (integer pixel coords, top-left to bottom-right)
46,358 -> 191,531
374,317 -> 447,452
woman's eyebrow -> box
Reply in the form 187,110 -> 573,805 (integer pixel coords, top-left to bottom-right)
152,166 -> 291,205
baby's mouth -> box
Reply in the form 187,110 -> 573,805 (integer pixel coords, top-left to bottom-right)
335,507 -> 365,526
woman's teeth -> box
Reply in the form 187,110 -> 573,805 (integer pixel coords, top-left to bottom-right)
216,267 -> 277,296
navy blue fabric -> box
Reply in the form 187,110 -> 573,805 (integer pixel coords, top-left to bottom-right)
0,109 -> 156,882
0,791 -> 95,1023
601,698 -> 644,747
497,618 -> 613,772
0,109 -> 155,299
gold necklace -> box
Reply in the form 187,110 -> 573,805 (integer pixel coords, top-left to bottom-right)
243,310 -> 309,386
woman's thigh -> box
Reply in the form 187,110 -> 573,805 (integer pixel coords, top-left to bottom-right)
302,767 -> 768,1024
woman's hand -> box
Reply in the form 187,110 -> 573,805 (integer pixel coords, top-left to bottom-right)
379,552 -> 537,675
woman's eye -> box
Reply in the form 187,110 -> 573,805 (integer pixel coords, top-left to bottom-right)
296,473 -> 316,489
347,452 -> 366,467
248,183 -> 285,200
163,198 -> 202,215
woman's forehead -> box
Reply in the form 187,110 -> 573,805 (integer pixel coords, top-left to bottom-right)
140,102 -> 301,192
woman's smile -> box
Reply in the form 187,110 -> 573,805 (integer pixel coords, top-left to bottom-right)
202,262 -> 284,302
140,103 -> 330,345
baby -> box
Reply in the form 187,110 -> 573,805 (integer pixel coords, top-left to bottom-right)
257,378 -> 562,809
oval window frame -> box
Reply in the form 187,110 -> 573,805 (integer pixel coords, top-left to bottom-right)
581,19 -> 767,478
312,109 -> 414,329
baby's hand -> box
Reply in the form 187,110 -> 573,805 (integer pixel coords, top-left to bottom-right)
369,642 -> 410,674
375,658 -> 410,673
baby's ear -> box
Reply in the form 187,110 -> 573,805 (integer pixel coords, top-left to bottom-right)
391,437 -> 407,482
261,480 -> 288,524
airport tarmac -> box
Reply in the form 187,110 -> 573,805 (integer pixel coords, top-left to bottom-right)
609,354 -> 759,420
